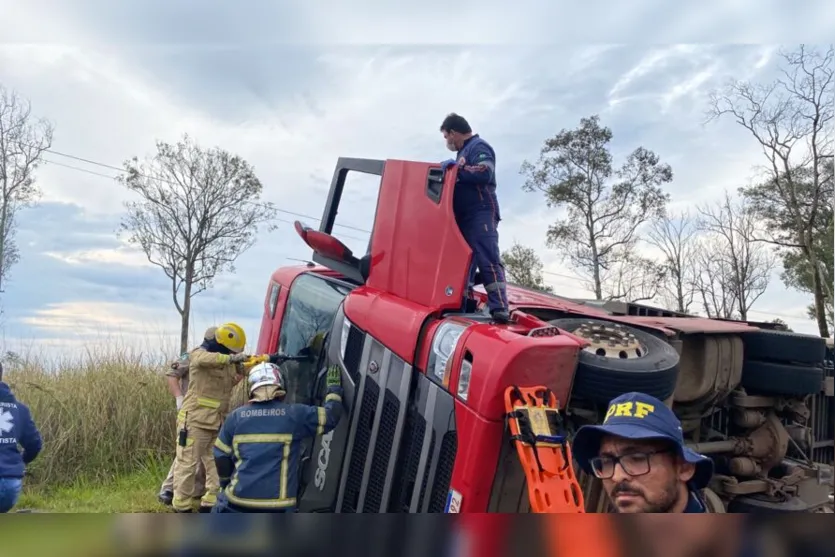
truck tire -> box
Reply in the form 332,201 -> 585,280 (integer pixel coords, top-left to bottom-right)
549,318 -> 680,405
740,360 -> 824,396
741,330 -> 826,365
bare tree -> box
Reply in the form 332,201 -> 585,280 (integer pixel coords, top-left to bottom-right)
646,210 -> 699,313
696,191 -> 777,321
707,44 -> 834,336
0,86 -> 54,297
501,242 -> 554,293
118,134 -> 276,353
600,252 -> 667,303
521,115 -> 672,299
692,235 -> 738,319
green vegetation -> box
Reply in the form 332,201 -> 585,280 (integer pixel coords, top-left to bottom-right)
17,466 -> 167,513
3,348 -> 250,512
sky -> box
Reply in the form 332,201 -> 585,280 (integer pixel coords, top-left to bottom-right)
1,0 -> 833,362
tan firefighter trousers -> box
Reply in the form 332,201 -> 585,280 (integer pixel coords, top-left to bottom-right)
171,425 -> 220,512
161,454 -> 206,496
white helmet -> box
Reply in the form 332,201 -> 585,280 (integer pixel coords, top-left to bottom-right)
247,362 -> 284,395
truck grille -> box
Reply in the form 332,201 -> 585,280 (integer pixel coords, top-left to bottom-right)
416,433 -> 436,511
344,325 -> 364,383
389,408 -> 426,512
363,389 -> 400,512
428,431 -> 457,512
810,359 -> 834,465
341,379 -> 379,512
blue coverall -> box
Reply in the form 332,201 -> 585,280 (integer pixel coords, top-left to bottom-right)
211,383 -> 344,513
0,381 -> 42,513
445,134 -> 509,317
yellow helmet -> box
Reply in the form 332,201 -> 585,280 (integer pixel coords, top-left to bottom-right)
215,322 -> 246,354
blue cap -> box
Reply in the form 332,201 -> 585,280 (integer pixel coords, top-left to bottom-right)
572,392 -> 714,490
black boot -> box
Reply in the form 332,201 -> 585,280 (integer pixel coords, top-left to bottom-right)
158,490 -> 173,506
491,309 -> 511,324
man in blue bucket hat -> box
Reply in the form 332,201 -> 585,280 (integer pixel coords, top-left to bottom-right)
572,392 -> 714,513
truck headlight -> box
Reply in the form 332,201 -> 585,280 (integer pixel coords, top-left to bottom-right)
430,321 -> 467,383
340,317 -> 352,361
457,358 -> 473,401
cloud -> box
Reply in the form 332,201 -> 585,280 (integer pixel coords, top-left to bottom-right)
0,5 -> 829,361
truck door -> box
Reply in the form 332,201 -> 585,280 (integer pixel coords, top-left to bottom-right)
269,271 -> 355,511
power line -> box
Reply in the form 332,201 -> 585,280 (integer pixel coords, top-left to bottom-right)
39,148 -> 372,234
33,146 -> 825,325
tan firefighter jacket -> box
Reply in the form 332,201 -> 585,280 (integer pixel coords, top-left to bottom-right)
177,347 -> 244,431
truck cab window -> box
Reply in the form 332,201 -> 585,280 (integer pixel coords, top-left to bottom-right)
277,273 -> 352,405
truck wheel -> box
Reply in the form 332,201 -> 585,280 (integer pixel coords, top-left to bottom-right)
740,360 -> 824,396
549,318 -> 681,405
741,330 -> 826,365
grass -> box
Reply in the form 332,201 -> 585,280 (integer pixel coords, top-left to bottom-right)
17,465 -> 168,513
2,347 -> 250,512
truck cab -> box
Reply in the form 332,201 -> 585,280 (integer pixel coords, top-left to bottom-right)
255,158 -> 586,513
257,157 -> 834,514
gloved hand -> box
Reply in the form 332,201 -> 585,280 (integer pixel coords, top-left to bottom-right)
440,159 -> 457,171
326,366 -> 342,388
229,353 -> 250,364
175,395 -> 184,410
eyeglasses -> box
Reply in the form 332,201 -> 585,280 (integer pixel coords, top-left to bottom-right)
589,449 -> 673,479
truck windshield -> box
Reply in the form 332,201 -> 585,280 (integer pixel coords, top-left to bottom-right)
277,272 -> 353,405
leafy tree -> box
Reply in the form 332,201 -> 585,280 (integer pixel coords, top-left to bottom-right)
520,115 -> 672,299
501,242 -> 553,293
707,44 -> 833,336
0,85 -> 53,298
781,214 -> 834,330
118,134 -> 276,352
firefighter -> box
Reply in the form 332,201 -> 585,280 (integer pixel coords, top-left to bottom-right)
171,322 -> 250,513
157,329 -> 213,506
571,392 -> 714,513
439,112 -> 510,324
211,361 -> 344,513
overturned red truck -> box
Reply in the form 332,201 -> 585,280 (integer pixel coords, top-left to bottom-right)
256,158 -> 834,513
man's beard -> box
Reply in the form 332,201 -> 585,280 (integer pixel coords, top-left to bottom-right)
446,141 -> 457,152
610,479 -> 681,513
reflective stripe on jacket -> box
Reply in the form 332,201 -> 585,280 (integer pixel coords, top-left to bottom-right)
213,386 -> 344,509
178,347 -> 242,431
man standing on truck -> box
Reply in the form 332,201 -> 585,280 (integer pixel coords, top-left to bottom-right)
0,362 -> 42,513
571,392 -> 714,513
211,361 -> 344,513
171,323 -> 250,513
439,113 -> 510,324
157,328 -> 213,506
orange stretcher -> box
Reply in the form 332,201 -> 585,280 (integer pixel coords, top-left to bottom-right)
503,385 -> 585,513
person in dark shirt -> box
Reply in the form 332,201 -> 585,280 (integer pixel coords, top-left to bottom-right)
572,391 -> 714,514
0,362 -> 42,513
439,113 -> 510,324
212,361 -> 343,513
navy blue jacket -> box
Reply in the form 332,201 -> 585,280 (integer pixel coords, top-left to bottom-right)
683,490 -> 707,513
452,134 -> 500,225
213,385 -> 344,510
0,382 -> 42,478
